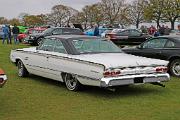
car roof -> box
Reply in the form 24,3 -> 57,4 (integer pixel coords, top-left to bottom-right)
46,35 -> 99,39
50,27 -> 80,30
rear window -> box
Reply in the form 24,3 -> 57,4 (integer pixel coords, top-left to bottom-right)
72,39 -> 122,54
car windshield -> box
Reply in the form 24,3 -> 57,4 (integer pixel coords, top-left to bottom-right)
72,39 -> 122,54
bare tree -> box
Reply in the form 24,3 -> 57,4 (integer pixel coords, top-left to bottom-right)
0,17 -> 8,24
48,5 -> 69,27
100,0 -> 125,25
127,0 -> 148,28
144,0 -> 164,28
47,5 -> 79,27
65,6 -> 79,27
163,0 -> 180,29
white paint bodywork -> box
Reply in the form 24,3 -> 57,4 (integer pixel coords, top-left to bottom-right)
10,47 -> 170,87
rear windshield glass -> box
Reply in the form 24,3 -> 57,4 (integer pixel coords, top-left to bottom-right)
72,39 -> 122,54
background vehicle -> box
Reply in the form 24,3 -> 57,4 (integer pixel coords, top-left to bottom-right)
17,26 -> 28,34
0,68 -> 7,88
0,26 -> 4,39
123,36 -> 180,77
18,27 -> 47,42
84,28 -> 113,36
27,27 -> 83,45
10,35 -> 169,91
106,29 -> 152,45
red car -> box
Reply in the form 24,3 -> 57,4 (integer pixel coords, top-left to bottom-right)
0,68 -> 7,88
18,27 -> 47,42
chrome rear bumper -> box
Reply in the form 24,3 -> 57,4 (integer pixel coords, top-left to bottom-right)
100,73 -> 170,87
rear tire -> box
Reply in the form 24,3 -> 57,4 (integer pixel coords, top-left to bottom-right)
64,74 -> 81,91
17,60 -> 29,77
169,59 -> 180,77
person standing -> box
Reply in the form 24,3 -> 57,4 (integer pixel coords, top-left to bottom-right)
2,25 -> 10,44
12,24 -> 20,44
8,25 -> 12,44
177,24 -> 180,35
93,25 -> 99,36
164,26 -> 171,35
159,25 -> 165,36
148,25 -> 156,35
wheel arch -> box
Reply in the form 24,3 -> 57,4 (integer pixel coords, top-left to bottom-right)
61,72 -> 67,82
15,58 -> 23,66
168,56 -> 180,65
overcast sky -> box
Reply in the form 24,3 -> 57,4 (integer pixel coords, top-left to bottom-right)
0,0 -> 101,19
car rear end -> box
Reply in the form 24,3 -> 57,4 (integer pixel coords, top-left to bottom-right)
100,66 -> 170,87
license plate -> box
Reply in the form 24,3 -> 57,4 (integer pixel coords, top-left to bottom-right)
134,77 -> 144,83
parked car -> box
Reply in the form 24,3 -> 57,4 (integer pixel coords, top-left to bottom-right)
10,35 -> 170,91
84,28 -> 113,36
17,26 -> 28,34
101,30 -> 113,38
106,29 -> 152,45
123,35 -> 180,77
27,27 -> 83,45
19,27 -> 47,42
0,68 -> 7,88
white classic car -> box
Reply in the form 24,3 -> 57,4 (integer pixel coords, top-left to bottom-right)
0,68 -> 7,88
10,35 -> 170,91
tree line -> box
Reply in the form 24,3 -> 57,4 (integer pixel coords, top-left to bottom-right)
0,0 -> 179,29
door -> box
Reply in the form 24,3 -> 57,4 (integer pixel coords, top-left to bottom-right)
134,38 -> 168,59
46,38 -> 68,81
28,38 -> 56,77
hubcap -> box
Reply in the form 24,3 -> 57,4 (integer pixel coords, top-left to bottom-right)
18,61 -> 23,76
172,62 -> 180,76
65,75 -> 77,90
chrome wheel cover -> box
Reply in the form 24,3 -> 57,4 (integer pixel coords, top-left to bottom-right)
172,61 -> 180,76
65,74 -> 77,91
17,61 -> 23,76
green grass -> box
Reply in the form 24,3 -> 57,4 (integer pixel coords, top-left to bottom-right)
0,42 -> 180,120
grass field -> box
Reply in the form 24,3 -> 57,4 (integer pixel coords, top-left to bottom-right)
0,42 -> 180,120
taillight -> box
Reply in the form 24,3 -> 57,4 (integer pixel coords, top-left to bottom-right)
156,67 -> 168,73
103,70 -> 121,77
0,69 -> 5,75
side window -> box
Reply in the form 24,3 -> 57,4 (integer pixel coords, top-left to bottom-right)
129,30 -> 141,36
38,38 -> 56,51
52,29 -> 62,35
165,40 -> 175,48
54,40 -> 66,54
143,38 -> 167,48
117,30 -> 129,36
